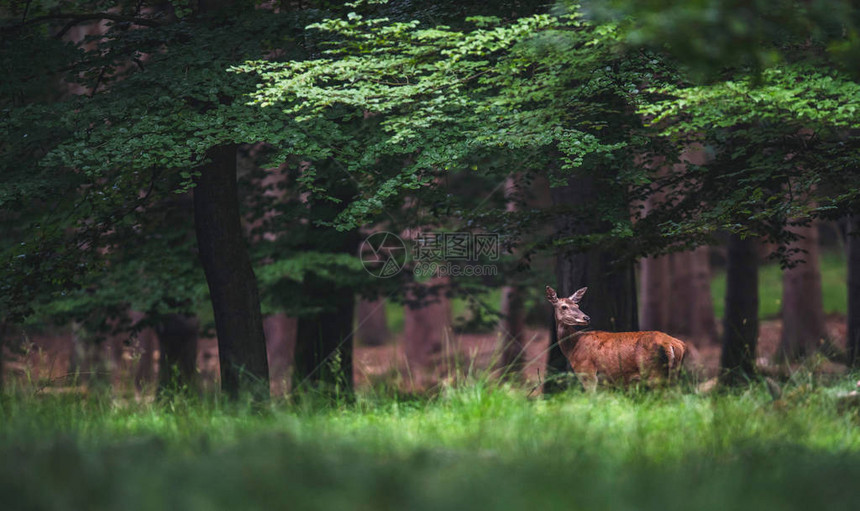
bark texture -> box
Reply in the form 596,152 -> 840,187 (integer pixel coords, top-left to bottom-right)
848,215 -> 860,367
778,222 -> 826,360
156,314 -> 199,396
719,234 -> 759,385
293,273 -> 356,395
499,285 -> 526,376
193,144 -> 269,399
639,254 -> 672,332
498,174 -> 527,376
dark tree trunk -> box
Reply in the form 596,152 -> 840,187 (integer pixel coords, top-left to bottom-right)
848,215 -> 860,367
70,322 -> 111,391
778,221 -> 826,360
0,321 -> 5,393
156,314 -> 199,396
291,170 -> 360,397
293,273 -> 356,396
545,178 -> 638,393
498,174 -> 527,376
719,234 -> 759,385
133,324 -> 158,392
193,144 -> 269,400
499,285 -> 526,376
355,299 -> 390,347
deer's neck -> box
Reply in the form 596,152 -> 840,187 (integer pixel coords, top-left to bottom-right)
556,324 -> 588,359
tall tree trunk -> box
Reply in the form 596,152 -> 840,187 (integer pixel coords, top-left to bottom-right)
291,171 -> 359,397
355,299 -> 390,347
640,254 -> 671,331
719,234 -> 759,385
403,276 -> 451,389
778,221 -> 826,360
499,285 -> 526,376
264,313 -> 297,397
640,145 -> 716,342
498,174 -> 527,376
639,176 -> 671,333
156,314 -> 199,396
847,215 -> 860,367
668,248 -> 718,342
0,321 -> 5,393
133,326 -> 157,392
193,144 -> 269,399
545,178 -> 638,393
293,273 -> 356,396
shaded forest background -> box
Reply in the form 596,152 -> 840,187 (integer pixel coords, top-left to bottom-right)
2,0 -> 860,399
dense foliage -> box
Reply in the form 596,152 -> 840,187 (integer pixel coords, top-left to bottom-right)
2,0 -> 859,384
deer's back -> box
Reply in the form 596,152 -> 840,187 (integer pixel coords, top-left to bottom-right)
567,330 -> 686,383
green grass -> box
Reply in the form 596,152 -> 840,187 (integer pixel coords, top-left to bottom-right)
2,377 -> 860,511
710,250 -> 847,320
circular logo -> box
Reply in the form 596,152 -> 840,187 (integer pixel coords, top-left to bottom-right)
360,231 -> 407,278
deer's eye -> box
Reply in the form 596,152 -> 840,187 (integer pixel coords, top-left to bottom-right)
561,305 -> 568,310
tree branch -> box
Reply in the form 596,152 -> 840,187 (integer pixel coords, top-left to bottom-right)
2,12 -> 163,39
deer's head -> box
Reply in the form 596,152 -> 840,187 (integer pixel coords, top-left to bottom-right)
546,286 -> 590,327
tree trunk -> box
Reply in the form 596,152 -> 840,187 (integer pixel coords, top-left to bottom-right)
847,215 -> 860,367
355,299 -> 390,347
293,273 -> 356,396
778,221 -> 826,360
156,314 -> 199,396
545,178 -> 638,393
668,248 -> 718,342
193,144 -> 269,400
291,171 -> 360,397
498,174 -> 527,376
640,145 -> 716,343
719,234 -> 759,385
133,324 -> 158,392
0,321 -> 5,393
403,276 -> 451,389
499,285 -> 526,376
639,177 -> 672,333
640,254 -> 671,331
264,313 -> 297,397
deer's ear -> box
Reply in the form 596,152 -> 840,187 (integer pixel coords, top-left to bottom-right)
545,286 -> 559,303
569,287 -> 587,303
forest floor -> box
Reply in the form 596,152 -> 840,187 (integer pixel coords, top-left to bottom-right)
3,314 -> 851,394
353,313 -> 851,391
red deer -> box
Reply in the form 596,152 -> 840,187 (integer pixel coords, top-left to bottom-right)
546,286 -> 686,390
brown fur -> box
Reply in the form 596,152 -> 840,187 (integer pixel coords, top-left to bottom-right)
547,285 -> 687,389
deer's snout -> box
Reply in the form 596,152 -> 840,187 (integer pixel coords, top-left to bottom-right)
583,315 -> 591,323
